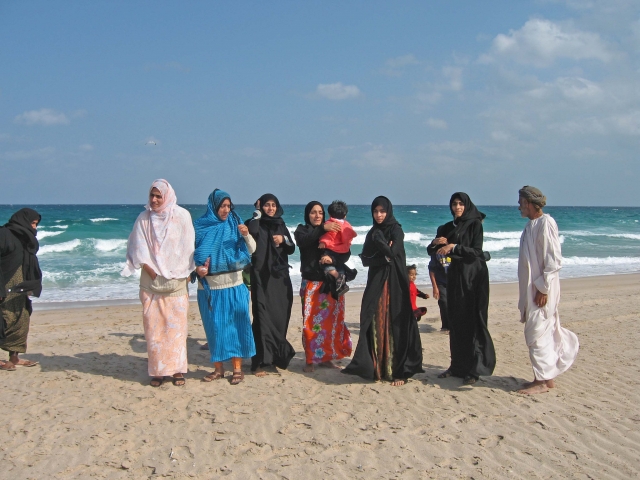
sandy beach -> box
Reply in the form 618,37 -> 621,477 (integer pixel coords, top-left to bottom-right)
1,274 -> 639,479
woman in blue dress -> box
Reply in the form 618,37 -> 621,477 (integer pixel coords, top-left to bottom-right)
194,189 -> 256,385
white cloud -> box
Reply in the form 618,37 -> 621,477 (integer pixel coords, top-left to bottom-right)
386,54 -> 419,69
416,92 -> 442,105
316,82 -> 361,100
426,118 -> 448,129
443,66 -> 463,91
14,108 -> 69,126
610,111 -> 640,135
480,18 -> 613,67
78,144 -> 94,152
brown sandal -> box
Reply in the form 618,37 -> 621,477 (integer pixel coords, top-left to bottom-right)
202,371 -> 225,382
230,371 -> 244,385
150,377 -> 164,387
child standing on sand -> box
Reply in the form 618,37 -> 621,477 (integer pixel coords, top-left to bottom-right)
407,264 -> 429,321
318,200 -> 357,296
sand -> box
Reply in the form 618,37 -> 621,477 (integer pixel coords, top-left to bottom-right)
1,274 -> 639,479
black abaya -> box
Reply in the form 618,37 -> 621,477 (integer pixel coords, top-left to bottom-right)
427,193 -> 495,378
246,195 -> 296,371
342,197 -> 423,381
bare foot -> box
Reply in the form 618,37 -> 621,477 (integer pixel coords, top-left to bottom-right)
522,378 -> 555,389
391,379 -> 406,386
303,364 -> 314,373
518,380 -> 549,395
253,368 -> 267,377
319,361 -> 340,369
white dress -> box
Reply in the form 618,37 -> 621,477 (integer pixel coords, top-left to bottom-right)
518,214 -> 579,381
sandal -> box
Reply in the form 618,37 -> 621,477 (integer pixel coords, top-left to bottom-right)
437,369 -> 452,379
230,371 -> 244,385
172,375 -> 186,387
202,371 -> 225,382
150,377 -> 164,387
463,375 -> 478,385
0,361 -> 16,372
14,359 -> 38,367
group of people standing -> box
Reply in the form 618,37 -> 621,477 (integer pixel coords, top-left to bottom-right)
0,181 -> 579,396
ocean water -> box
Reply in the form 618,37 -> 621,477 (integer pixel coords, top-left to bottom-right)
1,204 -> 638,305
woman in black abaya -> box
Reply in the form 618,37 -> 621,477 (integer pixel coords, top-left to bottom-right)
342,196 -> 423,386
0,208 -> 42,371
246,194 -> 296,376
427,192 -> 495,385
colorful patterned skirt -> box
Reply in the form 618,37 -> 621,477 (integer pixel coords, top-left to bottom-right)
300,280 -> 352,364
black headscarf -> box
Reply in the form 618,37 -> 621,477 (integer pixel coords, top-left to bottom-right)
257,193 -> 285,228
303,201 -> 325,226
360,196 -> 399,259
4,208 -> 43,297
447,192 -> 485,246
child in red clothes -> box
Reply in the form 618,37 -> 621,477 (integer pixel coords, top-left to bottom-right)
318,200 -> 357,296
407,264 -> 429,321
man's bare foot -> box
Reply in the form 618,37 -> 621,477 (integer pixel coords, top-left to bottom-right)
391,379 -> 406,386
303,364 -> 314,373
253,368 -> 267,377
522,378 -> 555,389
319,361 -> 340,369
518,380 -> 549,395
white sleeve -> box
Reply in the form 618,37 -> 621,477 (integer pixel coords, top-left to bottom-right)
532,218 -> 562,295
243,233 -> 257,254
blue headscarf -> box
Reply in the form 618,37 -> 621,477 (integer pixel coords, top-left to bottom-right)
194,189 -> 251,274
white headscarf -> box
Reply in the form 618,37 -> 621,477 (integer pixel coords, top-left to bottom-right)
121,179 -> 195,279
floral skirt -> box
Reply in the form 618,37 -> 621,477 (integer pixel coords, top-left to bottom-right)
300,280 -> 352,364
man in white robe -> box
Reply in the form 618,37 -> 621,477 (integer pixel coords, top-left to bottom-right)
517,186 -> 579,395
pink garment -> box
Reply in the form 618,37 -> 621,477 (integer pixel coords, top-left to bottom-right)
122,179 -> 195,279
319,218 -> 357,254
140,290 -> 189,377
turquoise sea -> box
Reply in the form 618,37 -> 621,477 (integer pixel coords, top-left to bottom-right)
1,204 -> 639,305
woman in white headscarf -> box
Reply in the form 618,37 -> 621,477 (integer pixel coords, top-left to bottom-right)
122,179 -> 195,387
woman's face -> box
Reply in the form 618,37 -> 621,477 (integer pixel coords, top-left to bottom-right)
217,198 -> 231,221
373,205 -> 387,224
451,198 -> 465,219
30,219 -> 39,231
308,205 -> 323,226
263,200 -> 277,217
149,187 -> 163,210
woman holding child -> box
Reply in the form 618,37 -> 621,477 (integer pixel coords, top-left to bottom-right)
122,180 -> 195,387
194,189 -> 256,385
246,194 -> 296,376
427,192 -> 495,385
342,196 -> 423,386
294,201 -> 352,372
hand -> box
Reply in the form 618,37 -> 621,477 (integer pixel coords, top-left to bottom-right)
432,287 -> 440,300
534,289 -> 548,308
437,244 -> 455,256
238,224 -> 248,236
197,258 -> 210,278
432,236 -> 448,245
318,242 -> 326,249
389,241 -> 393,247
418,292 -> 430,299
319,255 -> 333,265
272,235 -> 284,246
254,199 -> 261,210
142,263 -> 158,281
324,222 -> 341,232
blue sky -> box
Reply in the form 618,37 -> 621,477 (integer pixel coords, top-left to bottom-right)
1,1 -> 638,205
